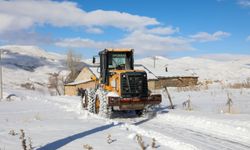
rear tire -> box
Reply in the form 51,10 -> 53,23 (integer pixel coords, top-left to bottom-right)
85,89 -> 95,113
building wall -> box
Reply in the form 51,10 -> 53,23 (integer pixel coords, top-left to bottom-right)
64,85 -> 77,96
75,67 -> 95,82
148,80 -> 156,91
75,81 -> 96,90
155,77 -> 198,89
64,81 -> 97,96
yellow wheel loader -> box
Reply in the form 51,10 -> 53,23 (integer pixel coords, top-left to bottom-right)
83,48 -> 161,118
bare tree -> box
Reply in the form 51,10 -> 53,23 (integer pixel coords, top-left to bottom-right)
66,49 -> 81,82
226,93 -> 233,113
48,71 -> 64,95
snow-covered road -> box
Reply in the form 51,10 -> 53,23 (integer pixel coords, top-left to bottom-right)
1,92 -> 250,150
42,94 -> 250,149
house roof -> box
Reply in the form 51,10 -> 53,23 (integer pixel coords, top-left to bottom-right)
134,64 -> 158,80
143,66 -> 197,78
65,79 -> 92,86
88,66 -> 100,78
87,64 -> 196,80
65,63 -> 197,86
65,65 -> 99,86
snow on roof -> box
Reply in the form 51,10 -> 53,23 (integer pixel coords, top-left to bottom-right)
136,57 -> 198,78
69,60 -> 197,85
88,66 -> 100,78
86,64 -> 194,80
65,79 -> 92,85
134,65 -> 158,80
147,66 -> 196,78
135,64 -> 196,78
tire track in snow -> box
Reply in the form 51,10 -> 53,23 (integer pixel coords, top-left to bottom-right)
154,113 -> 250,147
119,122 -> 198,150
140,121 -> 250,150
95,116 -> 198,150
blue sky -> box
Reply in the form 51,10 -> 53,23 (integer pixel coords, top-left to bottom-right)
0,0 -> 250,59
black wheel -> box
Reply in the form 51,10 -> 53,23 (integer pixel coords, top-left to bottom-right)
95,88 -> 113,118
95,95 -> 100,114
85,89 -> 95,113
135,110 -> 143,116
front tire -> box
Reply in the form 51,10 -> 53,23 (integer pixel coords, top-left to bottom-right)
94,88 -> 112,118
135,110 -> 144,116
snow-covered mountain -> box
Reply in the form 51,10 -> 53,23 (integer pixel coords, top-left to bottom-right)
0,45 -> 67,95
136,56 -> 250,83
0,45 -> 63,60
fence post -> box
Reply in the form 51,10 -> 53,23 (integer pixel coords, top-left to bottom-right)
164,86 -> 174,109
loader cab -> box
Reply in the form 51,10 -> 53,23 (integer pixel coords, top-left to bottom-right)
98,48 -> 134,85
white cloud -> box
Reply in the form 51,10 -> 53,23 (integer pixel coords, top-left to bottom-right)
0,0 -> 159,33
190,31 -> 231,42
119,31 -> 193,53
55,38 -> 115,49
0,0 -> 231,56
55,30 -> 194,55
145,26 -> 179,35
85,27 -> 103,34
0,30 -> 55,45
237,0 -> 250,7
246,35 -> 250,41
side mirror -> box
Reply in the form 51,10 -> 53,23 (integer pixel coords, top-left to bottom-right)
92,57 -> 96,64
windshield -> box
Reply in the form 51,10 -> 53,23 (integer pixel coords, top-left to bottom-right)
108,53 -> 128,69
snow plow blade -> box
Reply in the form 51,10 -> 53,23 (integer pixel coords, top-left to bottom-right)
108,94 -> 161,110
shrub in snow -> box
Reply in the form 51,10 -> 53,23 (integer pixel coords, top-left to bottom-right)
151,138 -> 157,149
28,137 -> 34,150
107,134 -> 116,144
182,95 -> 192,111
83,144 -> 93,150
9,129 -> 18,136
21,83 -> 35,90
19,129 -> 33,150
19,129 -> 27,150
135,134 -> 148,150
226,93 -> 233,113
228,78 -> 250,89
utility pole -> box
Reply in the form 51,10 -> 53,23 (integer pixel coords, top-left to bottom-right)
153,56 -> 156,68
0,49 -> 2,99
152,56 -> 159,68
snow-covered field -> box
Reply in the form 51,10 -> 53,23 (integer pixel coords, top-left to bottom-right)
0,45 -> 250,150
